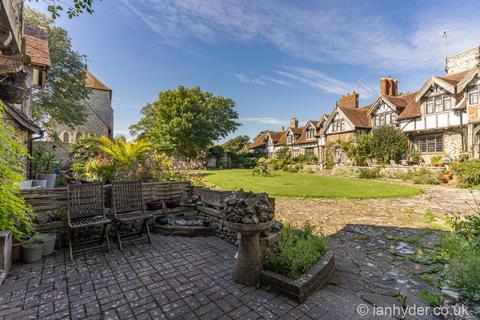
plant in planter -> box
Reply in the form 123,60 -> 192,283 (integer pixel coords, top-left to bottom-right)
33,149 -> 60,188
430,155 -> 443,167
262,222 -> 334,302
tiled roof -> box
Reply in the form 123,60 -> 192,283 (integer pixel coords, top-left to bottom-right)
246,133 -> 267,149
24,23 -> 50,67
292,120 -> 320,145
86,71 -> 112,91
5,104 -> 40,133
397,92 -> 421,119
438,69 -> 471,85
276,131 -> 287,146
339,106 -> 371,128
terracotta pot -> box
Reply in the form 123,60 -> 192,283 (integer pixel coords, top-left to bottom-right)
11,240 -> 27,263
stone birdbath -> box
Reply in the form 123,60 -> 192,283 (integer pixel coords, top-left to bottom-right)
223,189 -> 274,286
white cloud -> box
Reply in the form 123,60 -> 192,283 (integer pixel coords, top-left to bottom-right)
240,117 -> 286,125
233,73 -> 292,87
274,67 -> 377,99
120,0 -> 480,72
232,73 -> 266,85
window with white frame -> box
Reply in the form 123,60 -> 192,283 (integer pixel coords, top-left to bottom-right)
415,135 -> 443,153
287,133 -> 294,144
306,127 -> 315,139
332,118 -> 345,132
305,147 -> 315,156
373,110 -> 396,127
425,95 -> 453,114
469,86 -> 479,105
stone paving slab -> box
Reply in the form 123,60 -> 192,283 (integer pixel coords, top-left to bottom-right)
0,235 -> 378,320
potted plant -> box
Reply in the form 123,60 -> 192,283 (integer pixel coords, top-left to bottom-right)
34,150 -> 59,188
22,237 -> 44,264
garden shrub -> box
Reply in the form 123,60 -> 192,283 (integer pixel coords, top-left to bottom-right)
0,103 -> 35,241
452,160 -> 480,188
439,210 -> 480,301
294,154 -> 317,164
370,126 -> 408,163
358,167 -> 382,179
252,158 -> 271,176
264,222 -> 327,279
341,133 -> 372,166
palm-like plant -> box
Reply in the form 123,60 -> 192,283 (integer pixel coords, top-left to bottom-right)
96,136 -> 151,177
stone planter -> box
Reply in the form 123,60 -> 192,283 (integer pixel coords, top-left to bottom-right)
262,249 -> 335,303
11,239 -> 27,263
228,221 -> 272,286
37,173 -> 57,189
36,233 -> 56,256
22,241 -> 44,264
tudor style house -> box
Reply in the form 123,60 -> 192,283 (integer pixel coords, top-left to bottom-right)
248,44 -> 480,165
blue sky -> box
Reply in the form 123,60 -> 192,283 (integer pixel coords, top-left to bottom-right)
29,0 -> 480,142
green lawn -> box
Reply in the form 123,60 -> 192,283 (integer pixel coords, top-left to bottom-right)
200,169 -> 422,199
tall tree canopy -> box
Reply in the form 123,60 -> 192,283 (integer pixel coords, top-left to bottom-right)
130,86 -> 240,158
26,8 -> 90,135
222,135 -> 250,154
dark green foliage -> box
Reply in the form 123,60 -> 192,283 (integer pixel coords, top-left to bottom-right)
341,133 -> 372,166
222,135 -> 250,154
207,145 -> 225,159
370,126 -> 408,163
358,167 -> 381,179
264,222 -> 327,279
294,154 -> 317,164
452,160 -> 480,188
130,86 -> 239,157
26,8 -> 90,133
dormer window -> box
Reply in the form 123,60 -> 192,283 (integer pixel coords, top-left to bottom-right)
425,95 -> 453,114
306,127 -> 315,139
287,133 -> 294,144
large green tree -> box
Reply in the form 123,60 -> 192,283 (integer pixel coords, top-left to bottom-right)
130,86 -> 240,157
222,135 -> 250,154
26,8 -> 90,135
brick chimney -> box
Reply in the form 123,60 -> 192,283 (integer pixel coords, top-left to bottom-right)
337,91 -> 359,109
380,76 -> 398,96
290,117 -> 298,128
281,126 -> 285,131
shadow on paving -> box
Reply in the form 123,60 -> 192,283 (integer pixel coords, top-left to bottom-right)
0,224 -> 468,320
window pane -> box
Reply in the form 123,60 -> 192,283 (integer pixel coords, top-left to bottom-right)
470,92 -> 479,105
436,136 -> 443,152
443,97 -> 451,110
426,100 -> 434,113
435,98 -> 443,112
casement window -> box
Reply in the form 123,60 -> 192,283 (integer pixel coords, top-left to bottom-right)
469,88 -> 479,105
287,133 -> 294,144
415,135 -> 443,153
476,132 -> 480,144
373,111 -> 396,127
306,127 -> 315,139
425,95 -> 454,114
332,119 -> 345,132
305,147 -> 315,156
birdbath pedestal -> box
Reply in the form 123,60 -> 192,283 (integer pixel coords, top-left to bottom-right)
227,221 -> 272,286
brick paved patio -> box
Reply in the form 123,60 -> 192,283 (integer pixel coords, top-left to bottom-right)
0,234 -> 388,320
